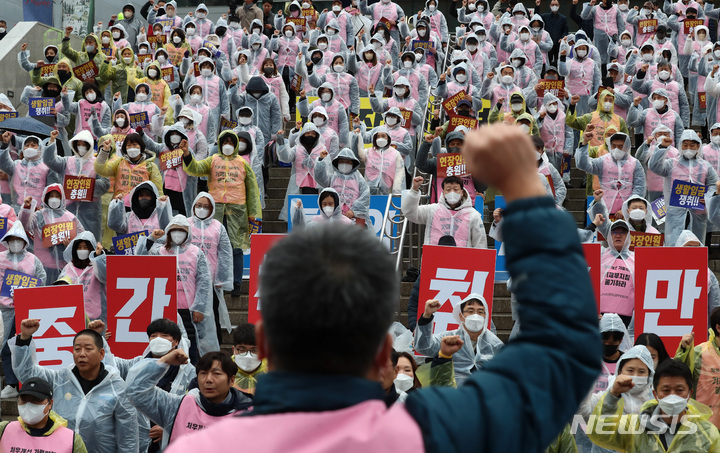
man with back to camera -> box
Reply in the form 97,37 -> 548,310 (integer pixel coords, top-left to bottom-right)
164,123 -> 602,452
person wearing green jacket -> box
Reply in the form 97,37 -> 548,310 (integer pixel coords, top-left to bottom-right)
60,27 -> 111,92
566,88 -> 628,150
182,130 -> 262,295
105,46 -> 137,104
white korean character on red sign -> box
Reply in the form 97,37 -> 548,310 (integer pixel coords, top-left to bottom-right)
28,306 -> 78,369
427,267 -> 489,333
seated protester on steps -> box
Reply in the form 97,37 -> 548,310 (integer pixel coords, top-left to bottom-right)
125,350 -> 253,448
414,294 -> 503,385
0,377 -> 88,453
231,323 -> 268,395
95,318 -> 196,452
401,175 -> 487,248
10,321 -> 139,453
588,359 -> 720,451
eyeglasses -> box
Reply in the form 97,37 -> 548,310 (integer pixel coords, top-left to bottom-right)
462,309 -> 484,316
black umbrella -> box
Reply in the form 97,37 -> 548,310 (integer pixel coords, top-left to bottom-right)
0,116 -> 55,139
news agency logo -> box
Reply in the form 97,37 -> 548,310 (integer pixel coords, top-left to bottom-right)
570,413 -> 701,436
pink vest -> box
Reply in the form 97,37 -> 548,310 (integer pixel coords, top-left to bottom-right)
252,48 -> 271,71
429,205 -> 473,247
650,80 -> 681,113
159,243 -> 199,310
170,394 -> 236,444
331,175 -> 360,213
466,50 -> 485,80
0,421 -> 74,453
511,16 -> 530,29
540,111 -> 567,155
678,19 -> 696,55
595,361 -> 618,393
647,145 -> 679,192
165,161 -> 188,193
312,100 -> 342,135
427,13 -> 443,38
365,147 -> 399,193
189,219 -> 222,280
12,161 -> 49,206
387,97 -> 418,136
0,251 -> 37,307
594,5 -> 619,36
496,32 -> 515,64
34,210 -> 77,270
276,37 -> 301,68
260,75 -> 285,104
513,39 -> 538,68
600,252 -> 635,317
187,103 -> 211,140
75,100 -> 108,139
128,210 -> 161,234
63,263 -> 103,319
294,144 -> 325,188
643,108 -> 677,140
326,72 -> 354,110
196,75 -> 222,110
386,126 -> 409,152
372,3 -> 398,29
601,155 -> 638,214
492,84 -> 522,113
128,102 -> 158,136
229,28 -> 246,49
445,81 -> 473,99
65,156 -> 98,202
327,37 -> 344,54
702,144 -> 720,175
195,19 -> 213,39
356,62 -> 383,93
327,12 -> 350,39
566,57 -> 595,96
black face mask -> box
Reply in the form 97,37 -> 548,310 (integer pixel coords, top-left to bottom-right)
262,67 -> 274,76
57,70 -> 70,81
603,343 -> 620,357
216,28 -> 227,37
457,109 -> 472,117
138,198 -> 153,210
311,56 -> 322,65
46,54 -> 56,63
44,89 -> 60,98
448,146 -> 461,154
300,134 -> 318,149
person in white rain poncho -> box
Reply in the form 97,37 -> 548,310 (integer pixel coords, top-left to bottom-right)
350,126 -> 405,195
313,148 -> 370,224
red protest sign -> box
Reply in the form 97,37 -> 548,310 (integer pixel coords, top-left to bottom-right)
14,285 -> 85,369
700,92 -> 707,109
41,221 -> 77,248
138,53 -> 153,65
436,152 -> 476,202
290,74 -> 303,92
635,247 -> 708,354
447,114 -> 478,133
193,61 -> 200,77
159,148 -> 184,171
630,232 -> 664,249
63,175 -> 95,202
417,246 -> 496,335
537,79 -> 564,98
161,67 -> 175,84
399,108 -> 413,129
106,255 -> 178,358
442,90 -> 467,115
287,17 -> 307,31
684,18 -> 704,35
638,18 -> 658,34
582,243 -> 602,311
72,60 -> 99,82
40,63 -> 57,77
248,234 -> 285,323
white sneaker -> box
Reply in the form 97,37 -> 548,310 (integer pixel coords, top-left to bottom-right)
1,385 -> 18,398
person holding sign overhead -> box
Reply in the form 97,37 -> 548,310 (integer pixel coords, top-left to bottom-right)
43,129 -> 110,244
60,27 -> 111,91
0,222 -> 45,399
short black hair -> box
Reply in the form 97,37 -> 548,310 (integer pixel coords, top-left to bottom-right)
653,359 -> 693,390
531,135 -> 544,150
442,175 -> 464,189
260,224 -> 397,376
74,329 -> 104,349
232,323 -> 256,346
635,332 -> 671,365
147,318 -> 182,342
460,298 -> 483,313
711,307 -> 720,337
196,351 -> 238,378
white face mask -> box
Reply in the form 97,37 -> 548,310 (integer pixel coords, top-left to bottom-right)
519,32 -> 530,41
170,230 -> 187,245
234,351 -> 262,372
302,2 -> 311,8
312,116 -> 325,127
373,41 -> 382,49
512,59 -> 522,68
322,205 -> 335,216
621,39 -> 631,47
611,147 -> 626,160
76,249 -> 90,260
428,4 -> 436,11
126,147 -> 141,158
113,31 -> 122,40
318,42 -> 328,50
683,148 -> 699,159
333,64 -> 344,73
619,3 -> 629,11
238,116 -> 252,125
338,162 -> 353,174
445,191 -> 461,205
576,49 -> 587,58
173,36 -> 182,44
546,104 -> 558,114
394,87 -> 406,97
712,135 -> 720,146
76,145 -> 89,156
186,28 -> 196,36
658,70 -> 670,81
222,144 -> 235,155
469,3 -> 477,11
48,197 -> 62,209
195,206 -> 210,219
375,138 -> 388,148
102,36 -> 111,44
201,68 -> 212,77
536,150 -> 543,160
466,44 -> 477,52
642,53 -> 654,62
115,117 -> 126,128
139,49 -> 149,55
415,53 -> 423,62
195,12 -> 206,19
23,147 -> 38,159
464,314 -> 485,332
652,99 -> 666,110
124,10 -> 134,18
136,93 -> 148,102
385,116 -> 398,127
657,394 -> 688,416
148,68 -> 158,78
285,30 -> 294,38
8,240 -> 24,254
501,75 -> 514,85
394,373 -> 414,392
18,402 -> 48,426
403,60 -> 413,69
455,73 -> 467,83
511,102 -> 523,112
157,56 -> 167,64
478,34 -> 487,42
86,92 -> 97,102
85,45 -> 96,53
333,5 -> 342,12
123,57 -> 133,64
603,102 -> 613,112
170,135 -> 182,145
149,337 -> 174,356
237,142 -> 248,152
550,5 -> 559,12
321,93 -> 332,102
629,209 -> 646,221
326,29 -> 336,36
715,50 -> 720,59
